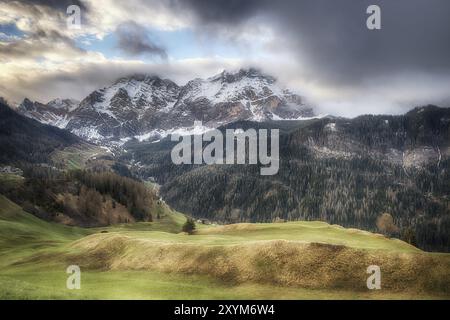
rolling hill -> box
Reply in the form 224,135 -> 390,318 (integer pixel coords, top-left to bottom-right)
0,194 -> 449,299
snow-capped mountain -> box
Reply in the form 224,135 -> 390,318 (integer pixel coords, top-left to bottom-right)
175,69 -> 313,123
65,74 -> 181,142
18,98 -> 79,129
17,69 -> 315,143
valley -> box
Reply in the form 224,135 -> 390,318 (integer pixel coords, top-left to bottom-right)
1,73 -> 449,300
2,96 -> 450,251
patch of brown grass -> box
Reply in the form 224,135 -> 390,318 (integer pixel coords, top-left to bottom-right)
198,223 -> 258,234
68,234 -> 450,295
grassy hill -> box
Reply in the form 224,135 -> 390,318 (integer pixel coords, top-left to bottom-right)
0,194 -> 449,300
0,195 -> 91,268
50,144 -> 110,170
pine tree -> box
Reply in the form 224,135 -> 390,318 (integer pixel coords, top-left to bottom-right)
182,218 -> 196,234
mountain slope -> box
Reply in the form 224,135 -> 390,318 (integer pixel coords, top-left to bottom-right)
66,75 -> 181,141
0,194 -> 90,255
0,98 -> 81,164
17,98 -> 79,129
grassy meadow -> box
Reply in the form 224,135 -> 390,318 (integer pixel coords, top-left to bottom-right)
0,193 -> 449,300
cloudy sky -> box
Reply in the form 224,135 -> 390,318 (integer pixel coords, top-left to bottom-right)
0,0 -> 449,116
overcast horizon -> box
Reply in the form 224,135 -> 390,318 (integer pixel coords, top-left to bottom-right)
1,0 -> 450,117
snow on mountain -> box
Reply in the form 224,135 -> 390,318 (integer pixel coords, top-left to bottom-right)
182,69 -> 281,104
47,98 -> 79,112
134,122 -> 215,143
17,98 -> 79,129
16,69 -> 316,143
176,68 -> 313,123
62,74 -> 182,142
84,74 -> 180,120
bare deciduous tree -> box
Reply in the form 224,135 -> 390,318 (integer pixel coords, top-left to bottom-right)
376,213 -> 399,235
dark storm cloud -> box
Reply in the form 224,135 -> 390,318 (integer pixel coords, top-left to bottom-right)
171,0 -> 262,24
2,0 -> 449,114
176,0 -> 450,86
115,21 -> 167,59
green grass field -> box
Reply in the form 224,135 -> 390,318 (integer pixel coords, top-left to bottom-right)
0,194 -> 449,300
50,143 -> 110,170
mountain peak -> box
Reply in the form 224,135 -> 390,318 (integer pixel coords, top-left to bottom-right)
18,98 -> 36,111
114,74 -> 177,87
47,98 -> 80,111
209,68 -> 275,84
